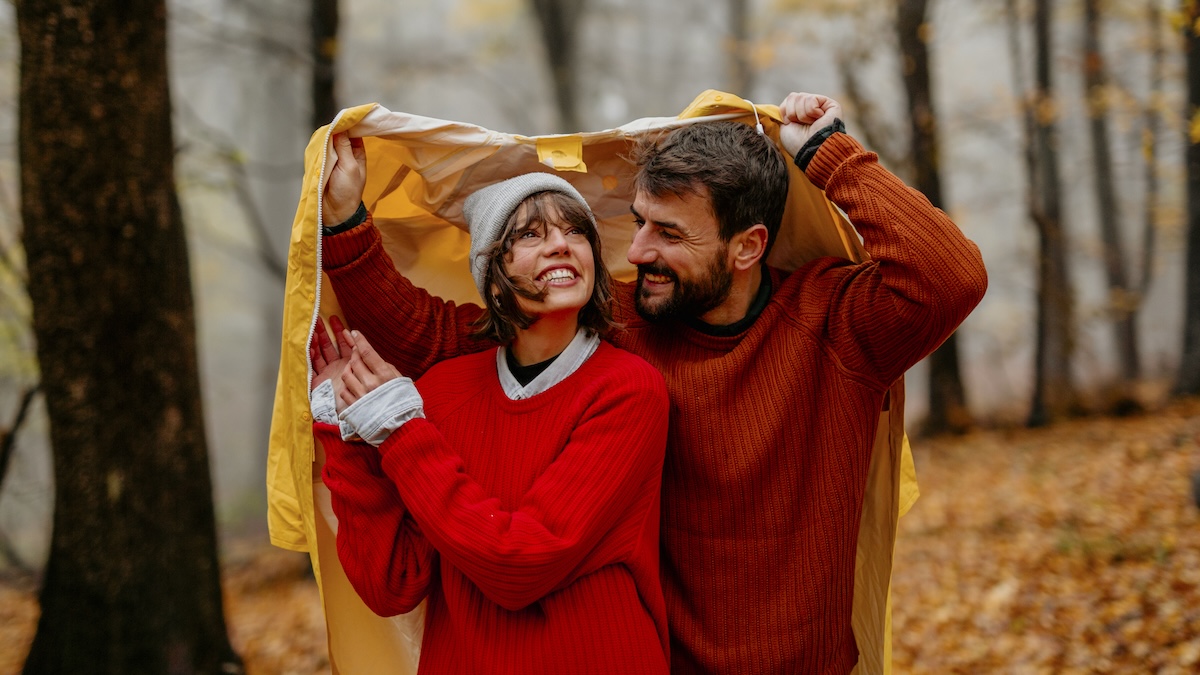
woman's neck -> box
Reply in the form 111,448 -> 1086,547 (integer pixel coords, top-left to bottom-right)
510,313 -> 580,366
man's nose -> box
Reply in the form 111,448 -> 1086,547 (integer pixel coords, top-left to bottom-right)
628,225 -> 654,265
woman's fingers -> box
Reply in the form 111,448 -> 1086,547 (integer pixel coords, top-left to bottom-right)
340,353 -> 368,401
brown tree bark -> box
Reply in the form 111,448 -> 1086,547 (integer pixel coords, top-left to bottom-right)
16,1 -> 241,672
897,0 -> 972,435
1082,0 -> 1141,393
727,0 -> 755,96
312,0 -> 339,129
1177,0 -> 1200,395
1010,0 -> 1079,426
529,0 -> 586,132
1140,0 -> 1162,302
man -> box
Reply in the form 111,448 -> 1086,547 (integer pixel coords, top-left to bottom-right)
318,92 -> 987,674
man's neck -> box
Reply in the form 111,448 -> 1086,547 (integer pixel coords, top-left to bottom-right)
697,264 -> 764,326
510,313 -> 579,366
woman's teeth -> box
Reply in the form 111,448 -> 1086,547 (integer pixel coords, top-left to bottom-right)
540,268 -> 576,281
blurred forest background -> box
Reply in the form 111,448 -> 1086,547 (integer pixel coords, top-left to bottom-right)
0,0 -> 1199,672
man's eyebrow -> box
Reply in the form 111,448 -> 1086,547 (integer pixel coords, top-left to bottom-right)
629,205 -> 683,232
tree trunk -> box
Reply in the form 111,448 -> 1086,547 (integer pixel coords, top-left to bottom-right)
727,0 -> 755,96
312,0 -> 339,129
1027,0 -> 1079,425
1139,0 -> 1162,302
1083,0 -> 1141,390
897,0 -> 972,435
529,0 -> 585,132
1177,0 -> 1200,395
16,1 -> 241,672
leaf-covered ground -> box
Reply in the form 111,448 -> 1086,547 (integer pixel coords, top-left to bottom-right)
2,398 -> 1199,674
891,398 -> 1200,674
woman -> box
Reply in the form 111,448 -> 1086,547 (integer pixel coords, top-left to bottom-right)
308,173 -> 671,674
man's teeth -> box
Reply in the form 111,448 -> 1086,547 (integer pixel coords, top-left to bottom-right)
645,273 -> 672,283
540,268 -> 576,281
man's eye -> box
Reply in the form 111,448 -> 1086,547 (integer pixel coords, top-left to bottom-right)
661,231 -> 680,241
633,219 -> 645,229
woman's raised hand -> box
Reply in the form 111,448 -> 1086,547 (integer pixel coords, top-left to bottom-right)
323,132 -> 367,225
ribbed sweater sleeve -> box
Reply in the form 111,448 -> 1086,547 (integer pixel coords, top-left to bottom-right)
315,422 -> 438,616
377,361 -> 669,612
800,132 -> 988,388
322,215 -> 490,379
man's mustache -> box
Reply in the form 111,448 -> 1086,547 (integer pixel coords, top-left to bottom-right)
637,263 -> 676,281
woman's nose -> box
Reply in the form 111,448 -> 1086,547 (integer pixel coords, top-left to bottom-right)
543,226 -> 569,253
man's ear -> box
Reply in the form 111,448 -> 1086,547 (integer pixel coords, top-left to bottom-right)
730,224 -> 769,271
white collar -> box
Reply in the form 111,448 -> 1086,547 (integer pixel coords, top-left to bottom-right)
496,327 -> 600,400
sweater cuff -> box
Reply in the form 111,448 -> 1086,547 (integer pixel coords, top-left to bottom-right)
791,118 -> 846,173
802,132 -> 869,192
322,211 -> 382,269
323,202 -> 368,236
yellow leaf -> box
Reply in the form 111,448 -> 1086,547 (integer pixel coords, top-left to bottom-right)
1189,109 -> 1200,144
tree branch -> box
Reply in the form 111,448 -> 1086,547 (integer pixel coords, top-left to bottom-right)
0,384 -> 39,496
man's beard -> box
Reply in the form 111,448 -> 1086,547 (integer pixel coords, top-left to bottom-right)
635,248 -> 733,322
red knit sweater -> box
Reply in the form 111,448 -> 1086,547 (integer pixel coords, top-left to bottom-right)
318,342 -> 670,674
322,133 -> 988,674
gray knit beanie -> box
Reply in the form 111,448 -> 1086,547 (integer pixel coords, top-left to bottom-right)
462,173 -> 596,299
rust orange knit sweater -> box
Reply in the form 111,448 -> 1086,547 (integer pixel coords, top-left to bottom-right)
321,133 -> 988,674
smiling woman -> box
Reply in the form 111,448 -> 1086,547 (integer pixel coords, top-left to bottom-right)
308,165 -> 671,675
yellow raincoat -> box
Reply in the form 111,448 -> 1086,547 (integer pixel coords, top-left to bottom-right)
267,90 -> 919,675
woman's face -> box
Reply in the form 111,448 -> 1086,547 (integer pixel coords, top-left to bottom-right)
504,200 -> 595,320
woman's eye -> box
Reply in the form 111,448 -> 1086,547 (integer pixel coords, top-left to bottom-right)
519,230 -> 540,239
567,227 -> 586,236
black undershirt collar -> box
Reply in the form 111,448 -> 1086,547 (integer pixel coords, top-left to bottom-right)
504,348 -> 561,386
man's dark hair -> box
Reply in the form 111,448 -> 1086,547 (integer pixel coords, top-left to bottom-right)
630,121 -> 790,254
472,191 -> 616,344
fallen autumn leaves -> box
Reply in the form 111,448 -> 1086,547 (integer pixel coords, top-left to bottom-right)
892,397 -> 1200,673
2,398 -> 1198,673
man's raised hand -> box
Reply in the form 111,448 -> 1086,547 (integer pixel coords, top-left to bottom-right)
778,92 -> 844,159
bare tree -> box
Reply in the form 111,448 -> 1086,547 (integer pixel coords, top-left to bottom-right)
728,0 -> 755,96
528,0 -> 586,132
312,0 -> 339,129
1082,0 -> 1141,404
1177,0 -> 1200,395
16,0 -> 241,671
1138,0 -> 1164,305
897,0 -> 973,434
1007,0 -> 1080,425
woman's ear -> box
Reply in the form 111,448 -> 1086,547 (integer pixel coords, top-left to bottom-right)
731,224 -> 769,271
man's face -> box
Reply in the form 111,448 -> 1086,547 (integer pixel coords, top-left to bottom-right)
628,187 -> 734,322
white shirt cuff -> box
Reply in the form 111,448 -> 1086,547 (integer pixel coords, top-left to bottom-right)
338,377 -> 425,446
310,379 -> 339,425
